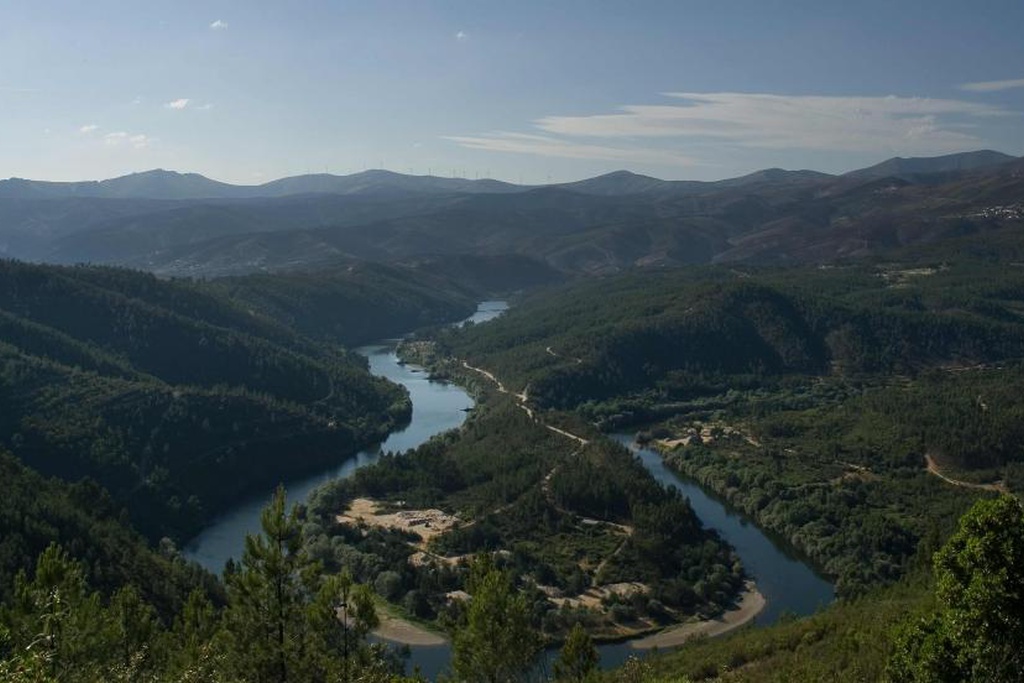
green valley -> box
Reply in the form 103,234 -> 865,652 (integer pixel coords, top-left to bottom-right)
3,150 -> 1024,682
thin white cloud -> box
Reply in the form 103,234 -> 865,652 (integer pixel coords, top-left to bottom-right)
456,30 -> 468,41
210,19 -> 228,30
960,77 -> 1024,93
196,103 -> 214,111
129,134 -> 153,149
166,98 -> 190,110
450,91 -> 1014,166
544,92 -> 1005,151
103,131 -> 155,149
445,132 -> 696,166
79,124 -> 99,134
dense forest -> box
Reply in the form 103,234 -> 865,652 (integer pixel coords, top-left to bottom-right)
4,237 -> 1024,680
301,393 -> 745,641
432,259 -> 1024,600
0,259 -> 482,540
0,450 -> 217,619
0,486 -> 416,682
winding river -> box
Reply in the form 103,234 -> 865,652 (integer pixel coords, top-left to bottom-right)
184,300 -> 833,679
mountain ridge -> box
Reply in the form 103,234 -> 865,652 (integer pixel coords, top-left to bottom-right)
3,149 -> 1023,276
3,149 -> 1017,201
843,149 -> 1016,180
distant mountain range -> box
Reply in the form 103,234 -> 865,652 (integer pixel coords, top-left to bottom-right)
843,149 -> 1016,181
1,150 -> 1021,277
0,168 -> 522,201
3,150 -> 1013,202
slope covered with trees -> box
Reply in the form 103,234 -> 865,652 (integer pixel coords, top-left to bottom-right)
623,496 -> 1024,683
434,260 -> 1024,597
0,259 -> 486,540
0,488 -> 402,683
0,450 -> 216,621
3,151 -> 1021,277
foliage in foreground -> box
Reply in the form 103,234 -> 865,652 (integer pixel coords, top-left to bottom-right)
619,496 -> 1024,683
888,496 -> 1024,682
0,487 -> 405,683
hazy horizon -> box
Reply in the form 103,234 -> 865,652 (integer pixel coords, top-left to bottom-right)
4,1 -> 1023,185
4,146 -> 1019,189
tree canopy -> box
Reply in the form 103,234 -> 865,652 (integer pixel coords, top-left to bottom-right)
889,496 -> 1024,682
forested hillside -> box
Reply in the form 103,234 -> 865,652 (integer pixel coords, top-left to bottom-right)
205,260 -> 477,347
435,260 -> 1024,596
0,451 -> 217,619
3,152 -> 1021,277
440,262 -> 1024,408
0,259 -> 479,541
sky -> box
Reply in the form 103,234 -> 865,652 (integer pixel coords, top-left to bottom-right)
2,0 -> 1023,185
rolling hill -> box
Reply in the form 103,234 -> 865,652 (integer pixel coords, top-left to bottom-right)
0,259 -> 482,541
1,150 -> 1020,277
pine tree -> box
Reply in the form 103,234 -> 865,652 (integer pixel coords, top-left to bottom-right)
451,555 -> 541,683
312,572 -> 380,683
168,588 -> 221,682
0,544 -> 114,682
553,622 -> 598,682
109,584 -> 159,682
222,485 -> 325,682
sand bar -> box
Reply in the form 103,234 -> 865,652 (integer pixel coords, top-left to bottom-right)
630,581 -> 766,650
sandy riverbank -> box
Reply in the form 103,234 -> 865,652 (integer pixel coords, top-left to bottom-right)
373,614 -> 447,646
337,498 -> 461,548
369,581 -> 765,649
629,581 -> 766,650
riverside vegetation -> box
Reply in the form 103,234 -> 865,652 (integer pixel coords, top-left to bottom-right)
5,228 -> 1024,680
302,391 -> 746,641
434,260 -> 1024,593
421,255 -> 1024,679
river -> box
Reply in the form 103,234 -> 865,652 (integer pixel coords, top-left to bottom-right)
184,300 -> 833,678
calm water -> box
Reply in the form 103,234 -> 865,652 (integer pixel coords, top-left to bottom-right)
182,303 -> 505,572
459,299 -> 508,326
184,300 -> 833,679
393,435 -> 835,677
610,435 -> 835,625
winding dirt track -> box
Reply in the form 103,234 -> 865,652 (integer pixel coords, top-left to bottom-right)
462,360 -> 588,443
924,454 -> 1007,494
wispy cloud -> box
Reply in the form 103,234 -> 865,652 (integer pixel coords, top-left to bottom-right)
960,77 -> 1024,92
445,132 -> 696,165
166,98 -> 190,110
539,92 -> 1004,151
210,19 -> 228,30
196,103 -> 214,111
79,124 -> 99,134
455,30 -> 468,41
450,91 -> 1013,165
104,131 -> 154,149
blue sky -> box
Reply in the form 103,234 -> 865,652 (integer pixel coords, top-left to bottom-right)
2,0 -> 1023,184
